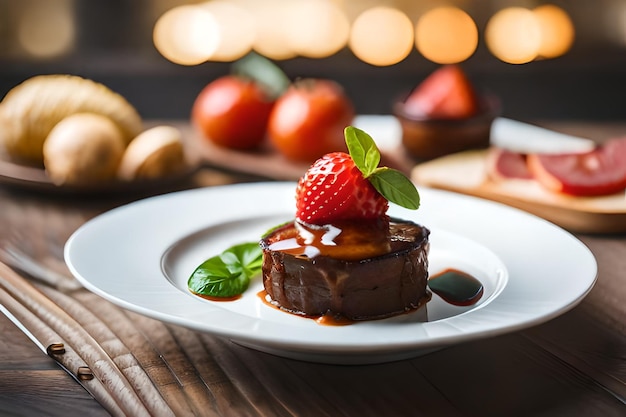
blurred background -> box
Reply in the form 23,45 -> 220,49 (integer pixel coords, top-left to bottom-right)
1,0 -> 625,121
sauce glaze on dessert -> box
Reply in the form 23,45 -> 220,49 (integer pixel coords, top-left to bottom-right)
266,217 -> 391,261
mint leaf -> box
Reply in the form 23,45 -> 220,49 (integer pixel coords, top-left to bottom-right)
188,242 -> 263,298
344,126 -> 380,177
369,167 -> 420,210
344,125 -> 421,211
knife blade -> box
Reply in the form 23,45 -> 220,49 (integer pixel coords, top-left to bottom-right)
490,117 -> 597,154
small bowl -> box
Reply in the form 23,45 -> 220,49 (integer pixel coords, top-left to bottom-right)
393,95 -> 501,160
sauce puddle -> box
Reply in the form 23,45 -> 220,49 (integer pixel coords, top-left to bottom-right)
193,292 -> 242,302
257,290 -> 354,326
196,269 -> 484,325
428,268 -> 484,306
257,266 -> 484,326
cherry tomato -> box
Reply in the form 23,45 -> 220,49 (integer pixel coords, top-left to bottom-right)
267,79 -> 355,163
192,75 -> 274,150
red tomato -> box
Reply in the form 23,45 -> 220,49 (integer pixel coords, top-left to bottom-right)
527,137 -> 626,196
267,79 -> 355,163
192,75 -> 274,150
404,65 -> 479,119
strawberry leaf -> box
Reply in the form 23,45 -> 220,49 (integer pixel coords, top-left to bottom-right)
344,126 -> 380,177
369,167 -> 420,210
344,125 -> 421,211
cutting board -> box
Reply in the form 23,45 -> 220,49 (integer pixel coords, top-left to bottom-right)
411,149 -> 626,234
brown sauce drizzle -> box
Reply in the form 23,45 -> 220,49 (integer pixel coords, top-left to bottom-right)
428,268 -> 484,306
257,290 -> 354,326
266,219 -> 391,261
257,290 -> 431,326
195,270 -> 484,324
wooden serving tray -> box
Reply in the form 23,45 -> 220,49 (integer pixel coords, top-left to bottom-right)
411,149 -> 626,234
182,115 -> 415,180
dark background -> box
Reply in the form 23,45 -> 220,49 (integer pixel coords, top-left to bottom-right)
1,0 -> 626,122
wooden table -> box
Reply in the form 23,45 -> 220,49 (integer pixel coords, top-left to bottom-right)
0,121 -> 625,416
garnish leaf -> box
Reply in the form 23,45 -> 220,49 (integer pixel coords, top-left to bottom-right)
344,126 -> 380,177
369,167 -> 421,210
188,242 -> 263,298
345,125 -> 421,210
232,52 -> 290,100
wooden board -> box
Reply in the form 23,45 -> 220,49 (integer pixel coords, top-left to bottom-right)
0,120 -> 202,196
411,149 -> 626,234
0,155 -> 198,196
181,116 -> 416,180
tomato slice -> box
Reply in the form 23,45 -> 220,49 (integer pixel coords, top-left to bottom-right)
486,148 -> 533,181
527,137 -> 626,196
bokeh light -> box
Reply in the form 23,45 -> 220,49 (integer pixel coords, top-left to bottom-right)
249,0 -> 297,60
17,0 -> 75,58
533,4 -> 575,58
349,6 -> 414,66
152,2 -> 575,66
284,0 -> 349,58
153,5 -> 220,66
485,7 -> 542,64
198,1 -> 255,62
415,7 -> 478,64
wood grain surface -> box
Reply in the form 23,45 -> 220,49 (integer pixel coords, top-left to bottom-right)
1,121 -> 625,417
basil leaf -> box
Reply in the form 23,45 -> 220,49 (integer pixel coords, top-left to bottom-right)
344,126 -> 380,177
188,242 -> 263,298
369,167 -> 421,210
224,242 -> 264,276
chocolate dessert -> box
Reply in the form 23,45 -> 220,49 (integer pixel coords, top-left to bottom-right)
260,219 -> 431,321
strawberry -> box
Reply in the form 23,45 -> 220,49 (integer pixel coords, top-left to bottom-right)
295,126 -> 420,225
295,152 -> 388,224
404,65 -> 479,119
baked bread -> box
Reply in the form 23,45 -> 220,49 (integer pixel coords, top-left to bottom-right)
0,74 -> 142,163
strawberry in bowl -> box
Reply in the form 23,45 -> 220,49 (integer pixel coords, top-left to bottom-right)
260,127 -> 430,322
394,65 -> 500,160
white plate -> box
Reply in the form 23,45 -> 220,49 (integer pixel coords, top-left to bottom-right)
65,182 -> 597,364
